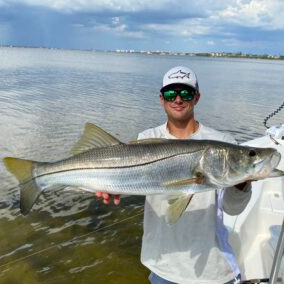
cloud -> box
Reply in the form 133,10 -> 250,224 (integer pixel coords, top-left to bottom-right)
216,0 -> 284,30
92,23 -> 146,39
70,14 -> 146,39
207,40 -> 215,46
0,0 -> 231,16
112,16 -> 120,25
3,0 -> 284,32
1,0 -> 178,13
142,18 -> 211,38
0,0 -> 284,53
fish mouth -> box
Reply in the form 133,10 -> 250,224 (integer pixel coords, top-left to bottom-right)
252,150 -> 281,177
270,151 -> 281,168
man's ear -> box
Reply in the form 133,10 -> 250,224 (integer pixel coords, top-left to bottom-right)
159,93 -> 164,105
194,92 -> 200,105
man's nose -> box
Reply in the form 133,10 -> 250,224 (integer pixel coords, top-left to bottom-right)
174,95 -> 183,103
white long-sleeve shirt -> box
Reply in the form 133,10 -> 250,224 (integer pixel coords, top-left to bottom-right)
138,122 -> 251,284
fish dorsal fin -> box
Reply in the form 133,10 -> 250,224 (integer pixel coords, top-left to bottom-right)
129,138 -> 168,144
166,193 -> 193,225
72,123 -> 122,155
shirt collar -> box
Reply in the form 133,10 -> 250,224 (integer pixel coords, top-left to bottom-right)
163,121 -> 202,139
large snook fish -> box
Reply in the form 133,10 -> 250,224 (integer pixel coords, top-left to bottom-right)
3,123 -> 284,224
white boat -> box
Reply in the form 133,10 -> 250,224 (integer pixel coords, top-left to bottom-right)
224,124 -> 284,284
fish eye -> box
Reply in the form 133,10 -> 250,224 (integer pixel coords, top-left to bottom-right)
248,150 -> 257,157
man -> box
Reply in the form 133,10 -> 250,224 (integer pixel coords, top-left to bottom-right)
96,66 -> 252,284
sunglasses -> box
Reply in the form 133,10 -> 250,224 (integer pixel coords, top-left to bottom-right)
162,89 -> 196,102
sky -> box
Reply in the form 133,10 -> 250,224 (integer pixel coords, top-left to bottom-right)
0,0 -> 284,55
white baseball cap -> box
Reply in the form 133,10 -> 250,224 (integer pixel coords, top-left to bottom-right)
160,66 -> 199,92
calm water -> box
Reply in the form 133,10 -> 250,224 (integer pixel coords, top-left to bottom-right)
0,47 -> 284,283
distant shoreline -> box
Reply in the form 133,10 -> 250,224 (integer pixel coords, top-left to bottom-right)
1,45 -> 283,61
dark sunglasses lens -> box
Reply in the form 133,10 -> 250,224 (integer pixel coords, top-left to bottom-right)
163,90 -> 177,101
180,90 -> 195,101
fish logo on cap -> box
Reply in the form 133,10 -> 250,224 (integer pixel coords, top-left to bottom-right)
168,70 -> 191,80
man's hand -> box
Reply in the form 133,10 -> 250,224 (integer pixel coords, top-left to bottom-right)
95,192 -> 121,205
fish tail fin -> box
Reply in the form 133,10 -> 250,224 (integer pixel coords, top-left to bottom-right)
3,157 -> 41,215
4,157 -> 34,183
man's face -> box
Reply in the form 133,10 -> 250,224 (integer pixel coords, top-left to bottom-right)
160,85 -> 200,122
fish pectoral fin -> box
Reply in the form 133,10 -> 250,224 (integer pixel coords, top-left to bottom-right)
72,123 -> 122,155
166,194 -> 194,225
164,173 -> 204,187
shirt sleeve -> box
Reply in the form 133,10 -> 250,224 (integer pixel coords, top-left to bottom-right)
137,132 -> 145,140
138,130 -> 153,140
221,184 -> 252,215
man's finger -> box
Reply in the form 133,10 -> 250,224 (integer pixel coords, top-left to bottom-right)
114,195 -> 120,205
102,192 -> 110,200
95,192 -> 103,198
103,197 -> 110,204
